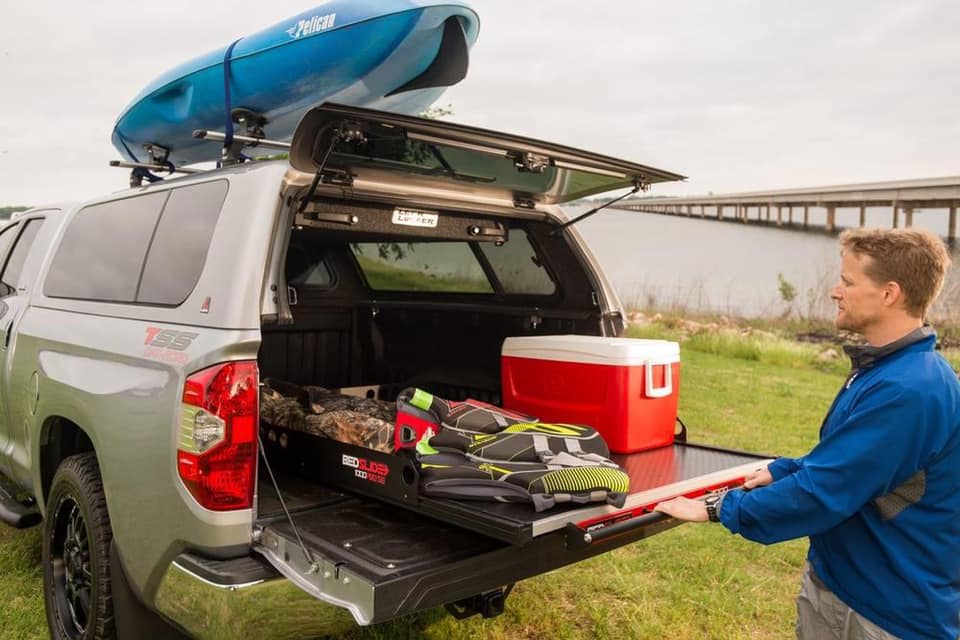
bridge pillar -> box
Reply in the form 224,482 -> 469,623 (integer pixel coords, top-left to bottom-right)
700,205 -> 705,219
826,205 -> 836,233
949,206 -> 957,243
717,205 -> 723,220
788,206 -> 793,225
777,206 -> 783,227
904,207 -> 914,228
803,206 -> 809,228
892,204 -> 900,229
859,205 -> 866,228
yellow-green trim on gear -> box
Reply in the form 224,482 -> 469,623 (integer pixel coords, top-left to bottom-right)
410,388 -> 434,411
502,423 -> 587,436
535,467 -> 629,494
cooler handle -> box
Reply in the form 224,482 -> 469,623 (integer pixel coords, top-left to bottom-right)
644,360 -> 673,398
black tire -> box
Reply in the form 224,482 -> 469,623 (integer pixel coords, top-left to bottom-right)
43,452 -> 115,640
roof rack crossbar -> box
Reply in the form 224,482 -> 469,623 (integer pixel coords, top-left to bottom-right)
193,129 -> 291,151
108,160 -> 203,188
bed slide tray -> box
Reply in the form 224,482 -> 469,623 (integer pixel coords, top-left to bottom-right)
263,427 -> 771,546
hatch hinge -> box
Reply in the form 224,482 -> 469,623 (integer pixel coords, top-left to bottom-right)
320,169 -> 354,187
515,152 -> 550,174
513,196 -> 537,210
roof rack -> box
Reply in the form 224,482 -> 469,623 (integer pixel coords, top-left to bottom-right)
195,108 -> 291,166
192,130 -> 291,161
110,109 -> 292,187
110,143 -> 203,188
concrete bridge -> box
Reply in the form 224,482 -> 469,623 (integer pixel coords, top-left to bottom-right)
614,175 -> 960,242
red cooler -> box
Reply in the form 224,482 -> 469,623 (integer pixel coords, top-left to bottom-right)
501,335 -> 680,453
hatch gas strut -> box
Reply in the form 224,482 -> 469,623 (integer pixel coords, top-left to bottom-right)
549,178 -> 647,236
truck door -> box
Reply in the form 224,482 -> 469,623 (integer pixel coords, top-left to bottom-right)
0,217 -> 47,470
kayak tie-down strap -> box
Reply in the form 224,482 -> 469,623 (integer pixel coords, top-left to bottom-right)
129,159 -> 176,185
218,38 -> 242,168
398,388 -> 629,511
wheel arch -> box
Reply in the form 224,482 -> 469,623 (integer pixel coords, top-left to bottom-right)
39,416 -> 96,507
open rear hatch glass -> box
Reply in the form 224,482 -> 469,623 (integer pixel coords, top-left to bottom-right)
255,436 -> 769,624
288,103 -> 686,205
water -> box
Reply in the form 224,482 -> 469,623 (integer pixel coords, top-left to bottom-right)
568,205 -> 957,318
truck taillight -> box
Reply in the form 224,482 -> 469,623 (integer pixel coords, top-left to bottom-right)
177,361 -> 258,511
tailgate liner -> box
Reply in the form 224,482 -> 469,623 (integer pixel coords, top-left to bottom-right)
259,489 -> 681,624
265,497 -> 503,584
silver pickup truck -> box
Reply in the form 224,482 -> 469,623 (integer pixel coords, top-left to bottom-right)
0,104 -> 768,640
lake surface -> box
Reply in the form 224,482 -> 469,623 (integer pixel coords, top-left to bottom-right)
568,205 -> 958,318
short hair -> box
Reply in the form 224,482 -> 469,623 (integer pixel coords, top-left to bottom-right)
840,228 -> 952,317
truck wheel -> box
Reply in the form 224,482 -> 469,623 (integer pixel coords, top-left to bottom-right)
43,453 -> 115,640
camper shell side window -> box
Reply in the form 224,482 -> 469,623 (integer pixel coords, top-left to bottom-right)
43,180 -> 228,306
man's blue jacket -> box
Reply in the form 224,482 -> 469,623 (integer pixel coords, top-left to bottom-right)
719,327 -> 960,640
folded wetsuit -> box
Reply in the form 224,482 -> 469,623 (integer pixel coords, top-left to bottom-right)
397,388 -> 629,511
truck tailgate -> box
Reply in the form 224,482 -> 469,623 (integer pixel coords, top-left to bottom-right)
255,441 -> 770,624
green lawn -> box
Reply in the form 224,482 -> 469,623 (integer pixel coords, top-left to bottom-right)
0,341 -> 842,639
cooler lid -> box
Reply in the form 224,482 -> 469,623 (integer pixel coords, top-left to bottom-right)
502,335 -> 679,366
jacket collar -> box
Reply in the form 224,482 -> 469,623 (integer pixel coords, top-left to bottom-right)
843,325 -> 935,370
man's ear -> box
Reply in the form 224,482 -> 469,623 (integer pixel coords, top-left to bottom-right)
882,281 -> 904,309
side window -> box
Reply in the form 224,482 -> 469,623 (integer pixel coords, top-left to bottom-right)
0,224 -> 21,279
137,180 -> 228,305
0,219 -> 45,297
44,192 -> 167,302
286,230 -> 334,288
478,230 -> 556,295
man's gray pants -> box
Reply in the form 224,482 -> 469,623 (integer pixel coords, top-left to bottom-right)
796,563 -> 901,640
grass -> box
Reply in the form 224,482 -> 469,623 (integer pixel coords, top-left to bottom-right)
629,309 -> 960,373
0,328 -> 848,639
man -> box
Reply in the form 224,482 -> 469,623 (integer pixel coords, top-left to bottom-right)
656,228 -> 960,640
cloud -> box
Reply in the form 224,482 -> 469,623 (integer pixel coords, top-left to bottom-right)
0,0 -> 958,203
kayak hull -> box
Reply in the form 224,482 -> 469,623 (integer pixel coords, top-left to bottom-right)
112,1 -> 479,165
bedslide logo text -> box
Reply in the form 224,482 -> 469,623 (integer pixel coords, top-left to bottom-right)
342,454 -> 389,485
287,13 -> 337,39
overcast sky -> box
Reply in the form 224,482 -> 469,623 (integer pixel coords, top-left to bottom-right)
1,1 -> 958,205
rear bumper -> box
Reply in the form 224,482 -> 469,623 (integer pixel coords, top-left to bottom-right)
154,553 -> 356,640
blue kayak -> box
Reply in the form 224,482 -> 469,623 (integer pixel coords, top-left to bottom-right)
112,0 -> 479,166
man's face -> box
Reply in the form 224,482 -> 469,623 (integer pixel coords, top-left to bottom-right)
831,250 -> 888,333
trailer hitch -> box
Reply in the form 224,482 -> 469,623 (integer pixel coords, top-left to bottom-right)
444,584 -> 514,620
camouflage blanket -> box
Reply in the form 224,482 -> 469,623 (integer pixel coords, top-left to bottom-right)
260,380 -> 396,453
